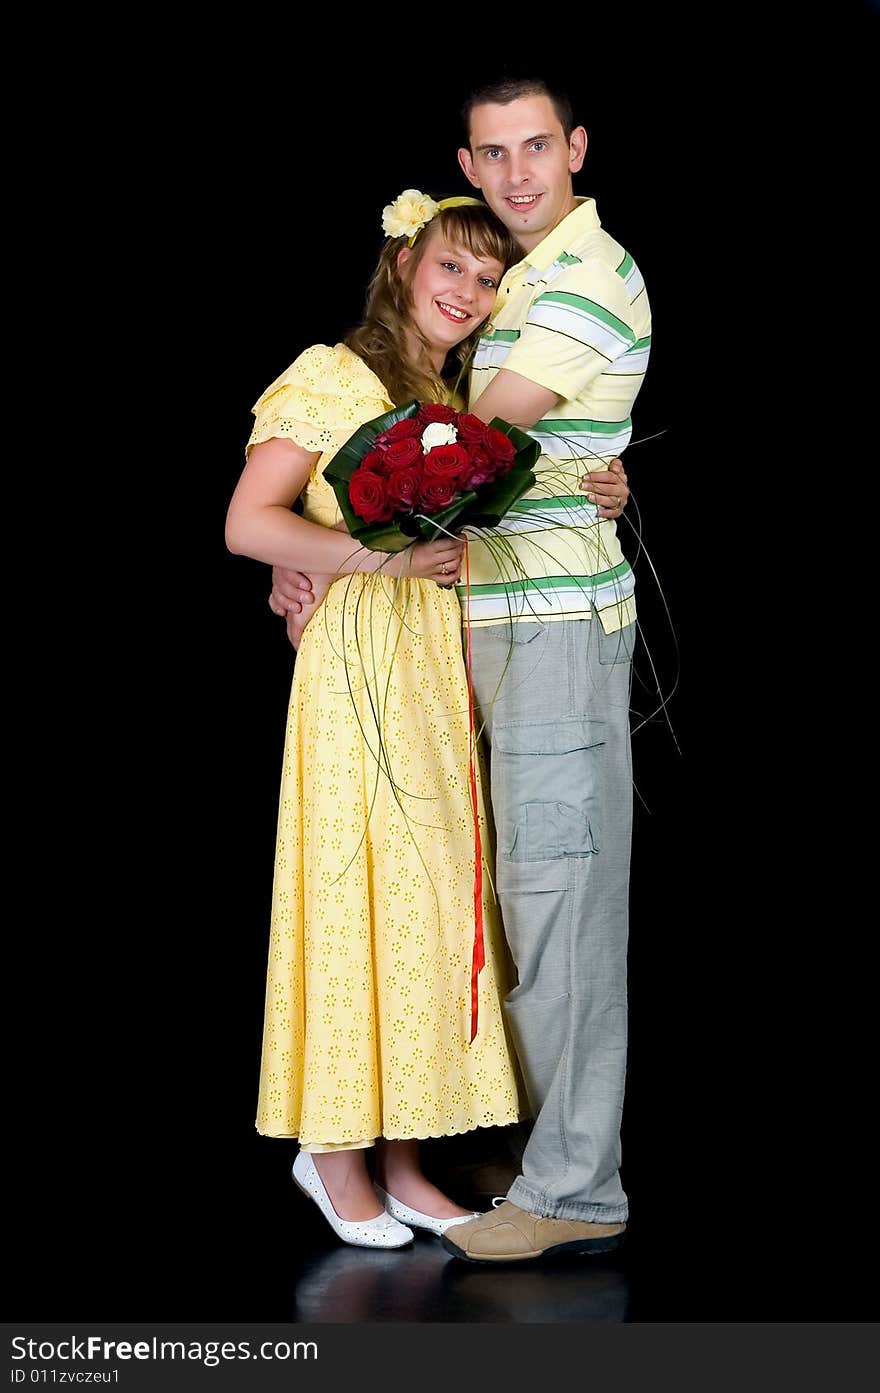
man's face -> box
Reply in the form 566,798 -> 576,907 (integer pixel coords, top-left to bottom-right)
457,95 -> 587,254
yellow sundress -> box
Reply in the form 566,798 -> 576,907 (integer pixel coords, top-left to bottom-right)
250,343 -> 522,1148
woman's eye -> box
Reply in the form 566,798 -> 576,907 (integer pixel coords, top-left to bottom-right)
478,278 -> 497,289
441,262 -> 461,274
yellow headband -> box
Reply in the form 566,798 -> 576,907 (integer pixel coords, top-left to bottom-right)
380,189 -> 485,248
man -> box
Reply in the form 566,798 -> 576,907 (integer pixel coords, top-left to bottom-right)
272,77 -> 649,1263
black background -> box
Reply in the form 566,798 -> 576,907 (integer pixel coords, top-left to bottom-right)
7,21 -> 874,1325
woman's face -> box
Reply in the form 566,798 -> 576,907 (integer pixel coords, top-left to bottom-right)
399,233 -> 504,356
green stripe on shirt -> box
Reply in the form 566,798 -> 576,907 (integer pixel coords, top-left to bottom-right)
530,291 -> 635,341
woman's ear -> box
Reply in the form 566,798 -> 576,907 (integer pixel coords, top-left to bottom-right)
397,245 -> 413,275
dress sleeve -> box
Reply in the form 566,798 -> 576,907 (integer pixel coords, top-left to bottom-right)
246,344 -> 391,458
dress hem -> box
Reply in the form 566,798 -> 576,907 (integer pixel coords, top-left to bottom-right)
255,1108 -> 526,1145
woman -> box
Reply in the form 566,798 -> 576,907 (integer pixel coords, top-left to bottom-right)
226,193 -> 524,1249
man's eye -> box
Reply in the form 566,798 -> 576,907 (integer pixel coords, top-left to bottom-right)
531,141 -> 547,152
484,149 -> 502,160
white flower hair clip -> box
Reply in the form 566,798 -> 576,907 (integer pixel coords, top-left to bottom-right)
381,190 -> 485,248
381,189 -> 440,244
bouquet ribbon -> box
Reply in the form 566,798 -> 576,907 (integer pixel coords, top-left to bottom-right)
464,539 -> 485,1043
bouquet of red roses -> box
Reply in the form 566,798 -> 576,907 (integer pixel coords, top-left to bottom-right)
323,401 -> 539,553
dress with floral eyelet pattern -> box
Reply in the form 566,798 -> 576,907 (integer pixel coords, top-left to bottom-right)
249,343 -> 523,1150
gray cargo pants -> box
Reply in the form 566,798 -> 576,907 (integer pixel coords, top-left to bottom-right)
469,615 -> 633,1222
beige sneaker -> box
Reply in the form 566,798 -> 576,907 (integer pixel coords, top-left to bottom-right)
440,1200 -> 626,1262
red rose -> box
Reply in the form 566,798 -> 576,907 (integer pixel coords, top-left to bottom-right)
456,413 -> 489,444
383,437 -> 424,471
484,427 -> 516,465
423,443 -> 471,488
349,467 -> 393,523
376,418 -> 423,446
359,448 -> 386,474
418,476 -> 459,512
417,403 -> 457,425
463,444 -> 498,488
385,464 -> 423,511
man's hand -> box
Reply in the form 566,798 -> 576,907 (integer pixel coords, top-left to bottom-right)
271,537 -> 464,650
286,576 -> 331,649
579,457 -> 629,518
269,566 -> 314,618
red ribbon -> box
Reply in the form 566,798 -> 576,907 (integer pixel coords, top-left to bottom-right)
464,539 -> 485,1042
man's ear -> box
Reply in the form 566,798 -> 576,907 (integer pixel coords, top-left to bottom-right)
568,126 -> 588,174
457,146 -> 481,189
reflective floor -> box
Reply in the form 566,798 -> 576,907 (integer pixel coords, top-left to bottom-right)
9,1037 -> 871,1325
290,1230 -> 630,1324
12,1122 -> 861,1324
9,1119 -> 872,1323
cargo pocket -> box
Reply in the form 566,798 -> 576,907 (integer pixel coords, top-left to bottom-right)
493,717 -> 605,875
473,618 -> 546,651
597,621 -> 636,666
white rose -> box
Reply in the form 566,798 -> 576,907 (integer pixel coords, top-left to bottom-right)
381,190 -> 440,240
421,422 -> 458,451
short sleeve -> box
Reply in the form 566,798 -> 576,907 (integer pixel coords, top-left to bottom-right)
246,344 -> 392,457
502,263 -> 639,401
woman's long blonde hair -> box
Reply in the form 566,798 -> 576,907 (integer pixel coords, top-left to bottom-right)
346,205 -> 520,406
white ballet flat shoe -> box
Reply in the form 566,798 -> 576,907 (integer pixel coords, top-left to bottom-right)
292,1153 -> 413,1249
374,1184 -> 482,1237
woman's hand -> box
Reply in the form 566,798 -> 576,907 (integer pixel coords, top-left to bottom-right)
397,537 -> 465,584
269,566 -> 314,619
579,457 -> 629,519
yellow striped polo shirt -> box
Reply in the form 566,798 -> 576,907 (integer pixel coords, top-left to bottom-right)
461,197 -> 651,633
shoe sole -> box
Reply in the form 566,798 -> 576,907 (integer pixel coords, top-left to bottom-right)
440,1231 -> 626,1262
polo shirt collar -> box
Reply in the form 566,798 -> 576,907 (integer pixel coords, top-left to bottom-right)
520,196 -> 601,274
